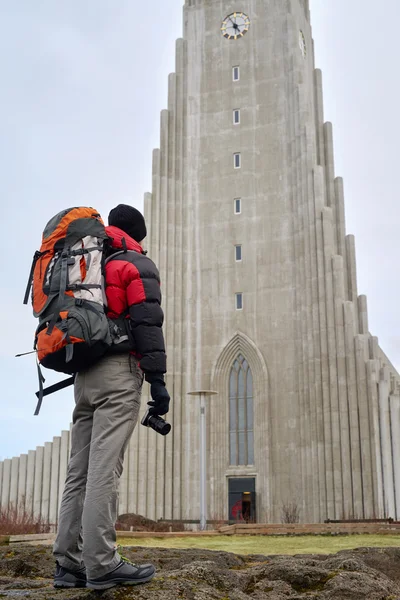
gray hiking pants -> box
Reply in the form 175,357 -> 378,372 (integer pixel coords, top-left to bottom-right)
53,353 -> 143,579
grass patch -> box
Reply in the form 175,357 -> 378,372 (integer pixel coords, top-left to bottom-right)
117,534 -> 400,556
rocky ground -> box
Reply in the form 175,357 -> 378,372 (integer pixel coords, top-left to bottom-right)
0,544 -> 400,599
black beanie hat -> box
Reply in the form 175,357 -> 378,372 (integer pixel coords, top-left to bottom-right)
108,204 -> 147,242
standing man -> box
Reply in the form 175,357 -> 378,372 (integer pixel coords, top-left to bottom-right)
53,204 -> 170,591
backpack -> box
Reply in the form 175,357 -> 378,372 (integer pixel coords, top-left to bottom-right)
23,207 -> 112,414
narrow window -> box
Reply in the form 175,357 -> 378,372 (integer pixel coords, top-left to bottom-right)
234,198 -> 241,214
233,66 -> 240,81
229,355 -> 254,466
233,109 -> 240,125
235,245 -> 242,261
235,293 -> 243,310
234,153 -> 241,169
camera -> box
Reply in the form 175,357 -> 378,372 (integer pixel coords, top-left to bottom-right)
141,410 -> 171,436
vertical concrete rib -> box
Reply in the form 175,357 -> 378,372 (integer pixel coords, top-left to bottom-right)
354,335 -> 373,516
334,177 -> 348,297
346,235 -> 358,302
172,38 -> 185,520
366,360 -> 384,515
313,69 -> 325,167
58,431 -> 69,515
119,451 -> 129,516
17,455 -> 28,511
343,302 -> 363,516
143,192 -> 152,256
41,442 -> 52,523
379,368 -> 395,516
358,295 -> 369,334
155,108 -> 169,520
26,450 -> 36,515
126,434 -> 136,514
322,208 -> 342,518
1,459 -> 11,511
313,167 -> 331,519
33,447 -> 44,519
332,255 -> 352,518
9,457 -> 19,509
289,76 -> 307,518
390,395 -> 400,520
164,71 -> 178,520
49,437 -> 60,527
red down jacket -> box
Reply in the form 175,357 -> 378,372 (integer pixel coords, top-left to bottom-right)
104,225 -> 166,377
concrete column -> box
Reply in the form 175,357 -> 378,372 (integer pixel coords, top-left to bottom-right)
1,459 -> 11,510
358,295 -> 369,335
118,454 -> 129,516
333,177 -> 347,296
41,442 -> 52,523
143,192 -> 152,256
379,368 -> 395,517
33,446 -> 44,519
354,335 -> 373,517
126,436 -> 137,514
26,450 -> 36,515
58,430 -> 69,513
49,437 -> 60,527
322,208 -> 342,519
172,38 -> 185,521
332,256 -> 352,518
313,167 -> 330,520
345,235 -> 358,307
164,71 -> 178,522
324,122 -> 338,213
17,454 -> 28,511
9,457 -> 19,509
366,360 -> 384,516
313,69 -> 325,167
389,395 -> 400,520
343,301 -> 363,516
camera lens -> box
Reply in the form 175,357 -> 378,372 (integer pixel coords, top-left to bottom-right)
148,415 -> 171,436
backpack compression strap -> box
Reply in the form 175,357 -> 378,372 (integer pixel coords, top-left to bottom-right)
34,375 -> 75,416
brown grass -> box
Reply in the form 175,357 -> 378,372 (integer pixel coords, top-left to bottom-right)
0,501 -> 50,535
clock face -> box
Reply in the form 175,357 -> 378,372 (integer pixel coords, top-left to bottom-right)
221,12 -> 250,40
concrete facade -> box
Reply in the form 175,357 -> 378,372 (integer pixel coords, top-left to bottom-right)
1,0 -> 400,524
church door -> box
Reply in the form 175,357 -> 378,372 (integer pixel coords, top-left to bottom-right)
228,478 -> 256,523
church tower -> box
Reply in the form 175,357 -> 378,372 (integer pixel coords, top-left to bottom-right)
1,0 -> 400,526
129,0 -> 400,524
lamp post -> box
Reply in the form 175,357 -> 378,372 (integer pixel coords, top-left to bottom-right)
187,389 -> 217,531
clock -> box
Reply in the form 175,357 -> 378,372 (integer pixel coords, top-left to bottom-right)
221,12 -> 250,40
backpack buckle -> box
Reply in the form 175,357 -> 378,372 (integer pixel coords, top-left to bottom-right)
75,299 -> 84,307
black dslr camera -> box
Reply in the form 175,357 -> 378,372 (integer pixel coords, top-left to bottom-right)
141,410 -> 171,436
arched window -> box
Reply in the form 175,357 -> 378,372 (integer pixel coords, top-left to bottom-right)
229,354 -> 254,465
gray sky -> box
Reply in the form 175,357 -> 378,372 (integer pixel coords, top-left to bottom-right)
0,0 -> 399,460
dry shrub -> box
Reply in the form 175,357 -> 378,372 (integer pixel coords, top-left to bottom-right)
0,499 -> 50,535
281,501 -> 301,524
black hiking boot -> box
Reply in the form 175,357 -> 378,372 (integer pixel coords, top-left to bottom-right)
87,558 -> 155,590
53,561 -> 87,588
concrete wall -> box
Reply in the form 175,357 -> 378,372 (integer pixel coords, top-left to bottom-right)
0,431 -> 70,528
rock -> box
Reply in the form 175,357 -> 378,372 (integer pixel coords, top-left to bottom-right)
0,545 -> 399,599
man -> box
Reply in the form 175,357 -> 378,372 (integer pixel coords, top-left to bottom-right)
53,204 -> 170,590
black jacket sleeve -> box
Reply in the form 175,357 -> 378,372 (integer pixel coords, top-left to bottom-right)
125,253 -> 167,375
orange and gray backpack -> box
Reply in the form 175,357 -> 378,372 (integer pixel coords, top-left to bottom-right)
23,207 -> 112,414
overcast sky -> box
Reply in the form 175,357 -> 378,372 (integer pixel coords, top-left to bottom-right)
0,0 -> 399,460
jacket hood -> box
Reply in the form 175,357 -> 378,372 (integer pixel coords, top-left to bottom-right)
106,225 -> 145,254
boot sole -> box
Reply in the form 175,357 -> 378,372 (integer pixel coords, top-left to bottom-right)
87,573 -> 155,590
54,581 -> 86,589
